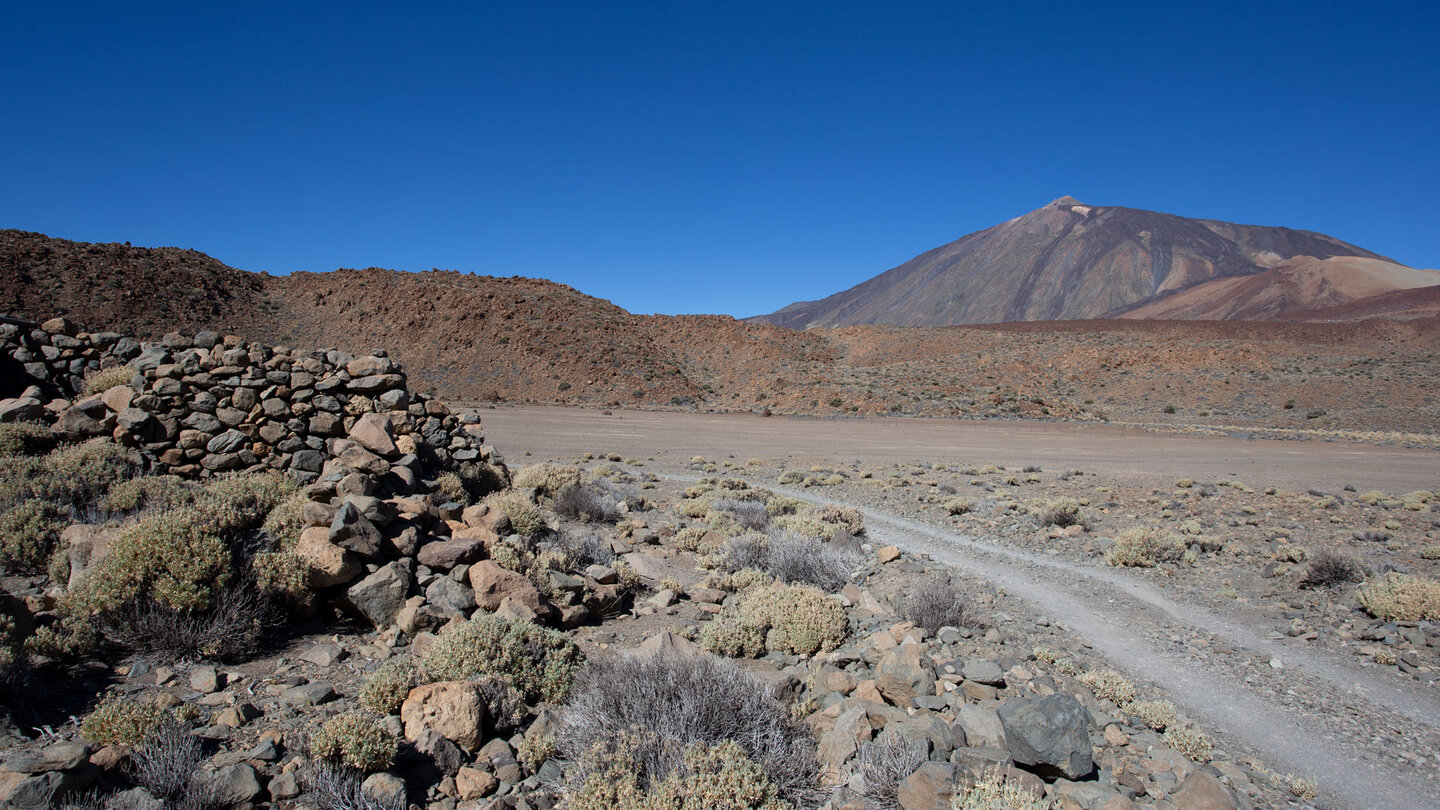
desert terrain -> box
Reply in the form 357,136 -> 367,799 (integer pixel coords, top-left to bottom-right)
483,406 -> 1440,809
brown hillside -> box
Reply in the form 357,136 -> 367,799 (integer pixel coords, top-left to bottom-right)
4,229 -> 1439,438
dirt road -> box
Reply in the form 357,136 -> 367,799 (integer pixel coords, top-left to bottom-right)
480,406 -> 1440,493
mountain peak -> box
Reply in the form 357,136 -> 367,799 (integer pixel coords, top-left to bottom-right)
1046,195 -> 1083,208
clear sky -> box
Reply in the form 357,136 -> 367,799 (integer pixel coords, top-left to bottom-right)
3,2 -> 1437,317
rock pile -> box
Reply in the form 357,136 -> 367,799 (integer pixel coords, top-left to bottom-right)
1,317 -> 492,483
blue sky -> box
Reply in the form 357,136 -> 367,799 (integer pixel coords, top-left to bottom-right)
3,2 -> 1437,317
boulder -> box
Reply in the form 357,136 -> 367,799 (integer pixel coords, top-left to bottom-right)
329,500 -> 382,558
344,560 -> 415,628
401,681 -> 487,752
294,526 -> 363,588
1172,770 -> 1240,810
348,412 -> 399,457
468,560 -> 550,617
997,694 -> 1094,780
956,706 -> 1006,750
875,643 -> 936,707
417,537 -> 486,570
896,761 -> 957,810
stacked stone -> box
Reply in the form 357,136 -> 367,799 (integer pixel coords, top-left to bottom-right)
0,317 -> 494,486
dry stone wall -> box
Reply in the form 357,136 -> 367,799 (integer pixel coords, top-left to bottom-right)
0,316 -> 495,488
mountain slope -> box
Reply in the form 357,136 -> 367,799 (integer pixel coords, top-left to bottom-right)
752,198 -> 1415,327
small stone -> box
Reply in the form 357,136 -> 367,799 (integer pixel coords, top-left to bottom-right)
299,643 -> 347,667
877,545 -> 902,563
190,666 -> 221,694
456,767 -> 499,800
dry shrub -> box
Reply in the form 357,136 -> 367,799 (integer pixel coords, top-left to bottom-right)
0,498 -> 67,574
0,422 -> 56,457
1357,573 -> 1440,622
421,614 -> 583,704
711,498 -> 772,532
1300,550 -> 1366,588
855,728 -> 926,809
721,532 -> 857,592
1128,699 -> 1176,731
99,475 -> 200,517
129,722 -> 207,806
359,657 -> 420,715
897,576 -> 971,631
1163,725 -> 1214,762
99,579 -> 276,662
310,710 -> 397,772
951,768 -> 1046,810
704,584 -> 848,657
1104,526 -> 1186,568
513,462 -> 584,495
558,652 -> 817,807
1077,669 -> 1136,707
554,481 -> 622,524
1033,497 -> 1087,528
554,530 -> 616,568
81,695 -> 170,746
302,761 -> 406,810
484,490 -> 548,537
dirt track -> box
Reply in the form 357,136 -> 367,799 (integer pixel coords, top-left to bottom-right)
480,407 -> 1440,493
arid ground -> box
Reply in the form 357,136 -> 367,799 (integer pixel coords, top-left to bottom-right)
485,406 -> 1440,809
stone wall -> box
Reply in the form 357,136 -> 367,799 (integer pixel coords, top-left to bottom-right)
0,316 -> 497,489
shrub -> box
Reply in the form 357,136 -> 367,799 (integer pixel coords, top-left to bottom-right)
554,530 -> 616,568
130,722 -> 207,805
943,497 -> 975,515
1300,550 -> 1366,588
252,550 -> 310,601
302,761 -> 406,810
1163,725 -> 1213,762
0,422 -> 55,457
897,577 -> 971,631
98,579 -> 275,661
451,461 -> 507,503
260,491 -> 308,548
554,482 -> 621,524
711,498 -> 772,532
1033,497 -> 1087,528
1128,699 -> 1177,731
477,673 -> 529,733
1356,573 -> 1440,622
1078,669 -> 1136,707
855,728 -> 926,810
76,506 -> 237,613
40,439 -> 142,507
700,616 -> 767,658
484,490 -> 548,537
82,366 -> 136,395
764,534 -> 858,592
558,652 -> 817,807
730,584 -> 848,656
435,472 -> 468,505
1105,526 -> 1186,567
99,475 -> 200,516
951,768 -> 1046,810
706,568 -> 775,594
359,657 -> 420,715
0,498 -> 67,574
421,614 -> 584,704
81,695 -> 169,746
310,711 -> 397,772
514,462 -> 584,496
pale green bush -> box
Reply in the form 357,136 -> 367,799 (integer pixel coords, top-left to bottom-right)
484,490 -> 548,537
951,768 -> 1046,810
704,584 -> 847,657
1077,669 -> 1136,707
1357,573 -> 1440,622
421,614 -> 583,704
81,695 -> 169,746
0,422 -> 55,457
358,657 -> 420,715
82,366 -> 135,395
0,499 -> 67,574
310,710 -> 397,772
1105,526 -> 1186,567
